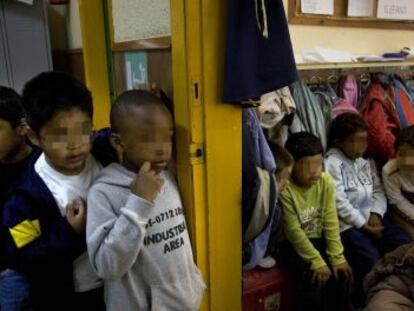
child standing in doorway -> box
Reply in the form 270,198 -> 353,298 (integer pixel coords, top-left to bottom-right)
87,90 -> 205,311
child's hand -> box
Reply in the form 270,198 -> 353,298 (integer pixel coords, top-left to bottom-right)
368,213 -> 383,227
131,162 -> 164,202
311,265 -> 331,288
332,262 -> 353,281
362,223 -> 383,239
66,198 -> 86,234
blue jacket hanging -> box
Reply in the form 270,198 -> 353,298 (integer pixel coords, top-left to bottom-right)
223,0 -> 298,102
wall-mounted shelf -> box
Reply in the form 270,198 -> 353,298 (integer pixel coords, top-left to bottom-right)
297,61 -> 414,70
288,0 -> 414,30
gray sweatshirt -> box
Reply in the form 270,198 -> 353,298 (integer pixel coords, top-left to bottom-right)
87,163 -> 205,311
325,148 -> 387,231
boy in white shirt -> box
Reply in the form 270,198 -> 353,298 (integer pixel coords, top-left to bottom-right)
2,72 -> 105,310
383,125 -> 414,238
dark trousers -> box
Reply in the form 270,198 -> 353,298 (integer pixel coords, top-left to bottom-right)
0,269 -> 33,311
341,215 -> 412,307
280,239 -> 351,311
73,287 -> 105,311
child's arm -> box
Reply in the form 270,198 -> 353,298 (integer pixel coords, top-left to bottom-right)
322,175 -> 347,267
280,192 -> 327,270
87,162 -> 162,281
325,158 -> 366,228
383,172 -> 414,222
369,160 -> 387,218
2,195 -> 86,273
87,188 -> 152,281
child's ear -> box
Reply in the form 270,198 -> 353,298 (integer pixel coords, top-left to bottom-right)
110,133 -> 124,163
26,128 -> 41,147
17,118 -> 30,136
109,133 -> 124,154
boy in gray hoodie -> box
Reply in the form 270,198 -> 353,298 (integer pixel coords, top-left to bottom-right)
87,90 -> 205,311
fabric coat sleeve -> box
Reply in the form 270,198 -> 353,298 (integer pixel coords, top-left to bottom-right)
369,160 -> 387,217
322,175 -> 346,266
87,187 -> 152,281
366,101 -> 396,160
2,194 -> 85,273
280,191 -> 326,270
325,157 -> 366,228
383,170 -> 414,221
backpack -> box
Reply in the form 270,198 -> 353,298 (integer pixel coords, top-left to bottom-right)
331,99 -> 359,118
359,82 -> 401,162
339,74 -> 359,108
388,75 -> 414,128
311,82 -> 358,118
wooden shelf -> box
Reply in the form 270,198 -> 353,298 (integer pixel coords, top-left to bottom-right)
297,61 -> 414,70
288,0 -> 414,30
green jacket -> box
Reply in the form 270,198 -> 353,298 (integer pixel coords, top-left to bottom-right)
280,172 -> 346,269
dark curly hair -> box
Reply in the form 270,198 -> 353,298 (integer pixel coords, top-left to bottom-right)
285,132 -> 323,161
0,86 -> 25,127
328,113 -> 368,148
21,71 -> 93,134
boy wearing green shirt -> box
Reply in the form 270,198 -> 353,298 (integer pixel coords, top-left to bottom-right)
280,132 -> 352,311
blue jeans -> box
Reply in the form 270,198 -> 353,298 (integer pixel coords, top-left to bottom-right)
0,269 -> 32,311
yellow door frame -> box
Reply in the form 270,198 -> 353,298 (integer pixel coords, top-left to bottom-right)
172,1 -> 242,310
78,0 -> 111,129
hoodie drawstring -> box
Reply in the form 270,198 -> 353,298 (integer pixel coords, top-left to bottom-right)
254,0 -> 269,39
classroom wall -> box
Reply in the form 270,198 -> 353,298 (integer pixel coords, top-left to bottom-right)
112,0 -> 170,43
283,0 -> 414,55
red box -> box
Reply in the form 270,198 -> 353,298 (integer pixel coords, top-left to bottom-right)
242,266 -> 294,311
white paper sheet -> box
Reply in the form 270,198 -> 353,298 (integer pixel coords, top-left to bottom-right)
301,0 -> 334,15
301,47 -> 357,63
314,47 -> 357,62
377,0 -> 414,20
348,0 -> 374,17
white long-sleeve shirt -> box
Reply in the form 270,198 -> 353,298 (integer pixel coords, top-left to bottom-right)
383,159 -> 414,222
325,148 -> 387,232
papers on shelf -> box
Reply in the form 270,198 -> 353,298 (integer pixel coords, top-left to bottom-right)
301,0 -> 334,15
300,47 -> 357,63
377,0 -> 414,21
348,0 -> 374,17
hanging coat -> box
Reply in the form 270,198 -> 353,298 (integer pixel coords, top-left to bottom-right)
223,0 -> 298,103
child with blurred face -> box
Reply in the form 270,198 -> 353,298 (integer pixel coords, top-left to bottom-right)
1,72 -> 105,310
269,142 -> 294,193
383,125 -> 414,239
326,113 -> 411,307
280,132 -> 352,311
0,86 -> 34,310
86,90 -> 205,311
